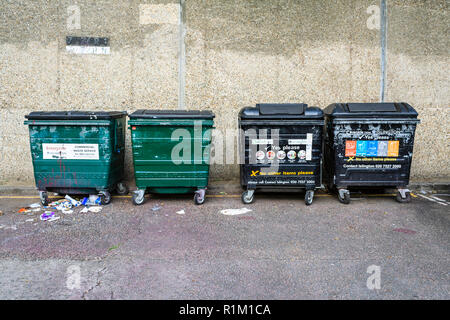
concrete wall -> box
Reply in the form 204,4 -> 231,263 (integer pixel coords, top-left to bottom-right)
0,0 -> 448,186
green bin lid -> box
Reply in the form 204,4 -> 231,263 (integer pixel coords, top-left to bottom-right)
129,110 -> 215,119
25,111 -> 127,120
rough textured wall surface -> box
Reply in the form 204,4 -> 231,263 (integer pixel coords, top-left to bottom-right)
386,0 -> 449,181
0,0 -> 448,186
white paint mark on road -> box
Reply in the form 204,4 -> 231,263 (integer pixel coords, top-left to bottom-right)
430,196 -> 448,203
220,208 -> 252,216
418,194 -> 448,206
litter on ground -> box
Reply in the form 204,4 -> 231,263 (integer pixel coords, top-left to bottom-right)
81,206 -> 102,213
176,209 -> 185,215
220,208 -> 252,216
65,195 -> 82,207
80,207 -> 89,213
48,216 -> 60,222
152,205 -> 161,212
13,194 -> 105,226
40,211 -> 55,221
88,206 -> 103,213
81,195 -> 101,206
2,225 -> 17,230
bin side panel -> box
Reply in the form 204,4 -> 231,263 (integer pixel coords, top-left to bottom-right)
27,121 -> 118,191
239,121 -> 324,190
130,120 -> 213,191
328,120 -> 418,188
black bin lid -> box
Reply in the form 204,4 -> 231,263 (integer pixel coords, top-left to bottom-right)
25,111 -> 127,120
240,103 -> 323,119
128,110 -> 215,119
324,103 -> 418,118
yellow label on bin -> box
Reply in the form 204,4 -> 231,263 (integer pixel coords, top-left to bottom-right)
387,141 -> 399,157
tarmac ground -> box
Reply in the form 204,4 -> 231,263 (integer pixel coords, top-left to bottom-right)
0,185 -> 449,300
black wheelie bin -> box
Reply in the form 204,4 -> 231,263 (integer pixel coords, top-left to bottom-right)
324,103 -> 420,204
239,103 -> 325,205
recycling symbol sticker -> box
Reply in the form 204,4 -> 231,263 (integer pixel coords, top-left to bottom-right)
256,150 -> 265,160
287,150 -> 296,160
298,150 -> 306,160
277,150 -> 286,160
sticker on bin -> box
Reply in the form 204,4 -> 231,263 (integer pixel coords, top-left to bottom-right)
367,141 -> 378,157
288,133 -> 313,160
345,141 -> 357,157
356,141 -> 368,157
377,141 -> 388,157
252,139 -> 273,145
256,151 -> 265,160
345,140 -> 399,157
287,150 -> 296,160
277,150 -> 286,160
266,151 -> 276,160
288,133 -> 312,146
43,143 -> 99,160
387,141 -> 399,157
298,150 -> 306,160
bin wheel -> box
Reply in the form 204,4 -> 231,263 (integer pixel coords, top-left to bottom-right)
99,191 -> 111,205
396,191 -> 411,203
194,193 -> 205,205
39,191 -> 48,206
241,190 -> 254,204
338,190 -> 351,204
305,190 -> 314,206
116,182 -> 129,195
132,191 -> 145,206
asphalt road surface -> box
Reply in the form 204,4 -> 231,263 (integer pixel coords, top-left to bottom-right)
0,189 -> 448,299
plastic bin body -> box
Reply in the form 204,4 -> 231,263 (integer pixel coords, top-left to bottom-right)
128,110 -> 214,195
239,104 -> 324,194
24,111 -> 127,194
324,103 -> 420,190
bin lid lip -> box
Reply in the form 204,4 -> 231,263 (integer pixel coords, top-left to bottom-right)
25,111 -> 127,120
324,103 -> 418,118
128,109 -> 215,119
240,103 -> 324,119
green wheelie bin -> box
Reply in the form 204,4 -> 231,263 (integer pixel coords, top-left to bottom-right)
24,111 -> 128,205
128,110 -> 215,205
